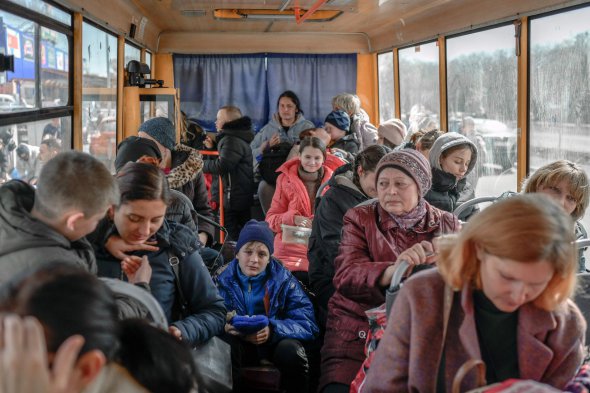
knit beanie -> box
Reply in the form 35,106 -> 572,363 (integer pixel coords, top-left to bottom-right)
428,132 -> 478,175
325,110 -> 351,133
115,136 -> 162,172
138,117 -> 176,151
378,118 -> 407,146
375,149 -> 432,197
235,220 -> 275,255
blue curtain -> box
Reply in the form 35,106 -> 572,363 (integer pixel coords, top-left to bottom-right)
173,54 -> 268,131
266,54 -> 357,126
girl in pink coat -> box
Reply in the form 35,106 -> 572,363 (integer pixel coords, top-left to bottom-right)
266,136 -> 334,284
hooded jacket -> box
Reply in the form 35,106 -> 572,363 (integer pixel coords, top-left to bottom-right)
216,258 -> 318,342
170,143 -> 216,241
203,116 -> 255,211
426,133 -> 478,220
266,158 -> 334,273
251,113 -> 315,163
308,163 -> 368,328
92,219 -> 226,346
0,180 -> 96,285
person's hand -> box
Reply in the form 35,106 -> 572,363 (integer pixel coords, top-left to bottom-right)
243,326 -> 270,345
198,232 -> 209,246
224,323 -> 242,336
169,326 -> 182,341
378,241 -> 436,287
0,315 -> 85,393
396,240 -> 436,266
105,234 -> 158,260
203,136 -> 214,149
121,255 -> 152,285
268,133 -> 281,148
294,215 -> 312,228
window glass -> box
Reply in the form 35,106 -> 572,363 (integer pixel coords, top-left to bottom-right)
378,51 -> 394,123
0,10 -> 36,112
530,6 -> 590,241
145,51 -> 152,71
40,27 -> 69,107
398,41 -> 439,137
124,43 -> 141,71
8,0 -> 71,25
447,25 -> 517,199
1,116 -> 71,184
82,22 -> 117,173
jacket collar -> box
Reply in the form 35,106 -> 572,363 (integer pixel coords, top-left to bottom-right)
376,200 -> 442,234
220,116 -> 255,143
431,167 -> 466,192
458,284 -> 557,379
168,144 -> 203,189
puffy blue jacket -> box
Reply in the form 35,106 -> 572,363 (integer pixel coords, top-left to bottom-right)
216,258 -> 318,342
92,219 -> 226,346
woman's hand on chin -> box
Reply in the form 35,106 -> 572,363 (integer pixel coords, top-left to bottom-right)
105,234 -> 159,260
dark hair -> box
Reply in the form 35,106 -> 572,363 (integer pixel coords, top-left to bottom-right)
0,263 -> 120,360
353,145 -> 391,189
299,136 -> 326,159
440,143 -> 475,160
115,162 -> 172,207
278,90 -> 303,115
298,128 -> 316,140
118,319 -> 198,393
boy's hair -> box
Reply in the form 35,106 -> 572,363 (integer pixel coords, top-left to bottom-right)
40,137 -> 61,152
34,151 -> 119,219
219,106 -> 242,122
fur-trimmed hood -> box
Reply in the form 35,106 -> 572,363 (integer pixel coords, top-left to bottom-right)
168,143 -> 203,189
219,116 -> 254,144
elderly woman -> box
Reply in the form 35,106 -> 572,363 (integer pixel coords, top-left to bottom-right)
319,149 -> 460,393
363,194 -> 585,392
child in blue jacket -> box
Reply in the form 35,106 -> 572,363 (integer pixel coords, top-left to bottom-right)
216,220 -> 318,393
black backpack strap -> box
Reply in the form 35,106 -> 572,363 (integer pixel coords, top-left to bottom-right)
168,249 -> 190,318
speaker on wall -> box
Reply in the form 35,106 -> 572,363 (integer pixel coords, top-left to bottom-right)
129,23 -> 137,39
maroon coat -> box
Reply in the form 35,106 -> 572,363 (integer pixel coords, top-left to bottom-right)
319,200 -> 460,389
363,269 -> 586,392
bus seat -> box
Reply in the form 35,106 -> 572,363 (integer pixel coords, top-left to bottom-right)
573,272 -> 590,346
240,365 -> 282,393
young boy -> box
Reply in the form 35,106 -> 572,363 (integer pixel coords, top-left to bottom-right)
203,106 -> 255,240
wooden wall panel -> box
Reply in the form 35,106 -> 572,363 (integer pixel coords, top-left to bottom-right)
154,53 -> 175,88
158,32 -> 371,54
356,53 -> 378,125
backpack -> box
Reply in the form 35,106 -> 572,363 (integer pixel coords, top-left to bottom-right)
259,142 -> 292,185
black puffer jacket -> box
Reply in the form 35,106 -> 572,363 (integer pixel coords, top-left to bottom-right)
425,167 -> 477,221
92,219 -> 226,346
203,116 -> 254,211
308,164 -> 368,329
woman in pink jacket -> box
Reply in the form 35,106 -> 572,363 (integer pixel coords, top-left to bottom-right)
266,136 -> 334,284
363,194 -> 585,392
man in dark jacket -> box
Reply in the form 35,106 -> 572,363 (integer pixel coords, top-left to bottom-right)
0,151 -> 120,284
203,106 -> 254,240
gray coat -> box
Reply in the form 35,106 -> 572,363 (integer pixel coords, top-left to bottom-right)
0,180 -> 96,285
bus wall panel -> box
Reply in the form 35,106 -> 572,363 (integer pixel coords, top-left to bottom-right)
158,32 -> 371,54
356,53 -> 378,125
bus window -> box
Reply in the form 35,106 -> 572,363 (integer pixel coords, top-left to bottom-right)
7,0 -> 71,25
399,42 -> 440,136
447,25 -> 517,199
0,10 -> 36,113
378,51 -> 394,123
40,27 -> 69,108
530,5 -> 590,235
82,22 -> 117,173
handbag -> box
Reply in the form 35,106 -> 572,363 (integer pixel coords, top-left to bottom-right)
168,250 -> 233,393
